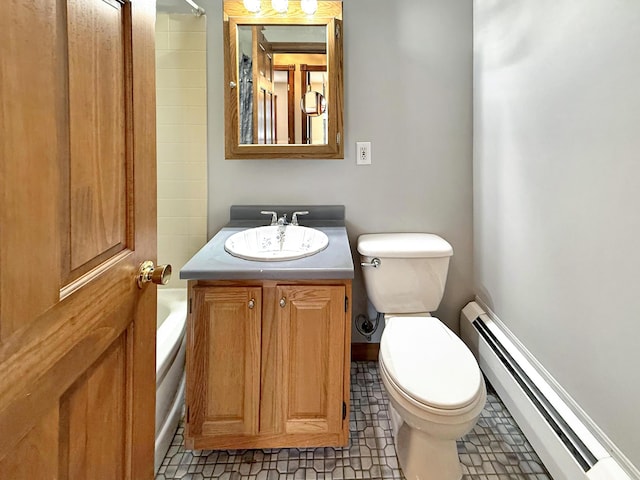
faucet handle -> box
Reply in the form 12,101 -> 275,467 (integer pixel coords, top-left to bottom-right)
291,211 -> 309,226
260,210 -> 278,225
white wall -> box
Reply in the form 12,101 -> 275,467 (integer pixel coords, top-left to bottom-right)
156,13 -> 209,289
474,0 -> 640,469
201,0 -> 474,336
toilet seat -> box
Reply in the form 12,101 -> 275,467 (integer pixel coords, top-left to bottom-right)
380,316 -> 483,411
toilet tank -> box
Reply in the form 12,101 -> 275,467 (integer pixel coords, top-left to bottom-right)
357,233 -> 453,314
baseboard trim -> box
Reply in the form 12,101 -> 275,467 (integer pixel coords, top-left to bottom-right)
351,343 -> 379,361
460,300 -> 637,480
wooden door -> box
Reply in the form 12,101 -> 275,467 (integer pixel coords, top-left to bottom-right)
274,64 -> 295,144
0,0 -> 157,478
253,27 -> 275,144
186,286 -> 262,448
277,285 -> 346,436
300,64 -> 327,145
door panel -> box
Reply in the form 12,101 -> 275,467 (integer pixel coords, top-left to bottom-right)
67,0 -> 128,275
0,0 -> 157,478
0,0 -> 61,340
278,285 -> 345,435
0,407 -> 59,478
61,333 -> 127,480
188,286 -> 262,439
265,90 -> 274,144
253,27 -> 274,145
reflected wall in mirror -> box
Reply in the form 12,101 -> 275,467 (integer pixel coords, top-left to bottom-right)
224,0 -> 343,159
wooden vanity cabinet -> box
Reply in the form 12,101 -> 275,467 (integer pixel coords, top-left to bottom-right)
185,279 -> 352,450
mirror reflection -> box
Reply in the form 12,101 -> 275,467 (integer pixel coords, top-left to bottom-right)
237,24 -> 328,145
301,91 -> 326,116
224,0 -> 343,159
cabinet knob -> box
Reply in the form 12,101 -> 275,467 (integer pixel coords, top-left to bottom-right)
248,298 -> 255,309
279,297 -> 286,308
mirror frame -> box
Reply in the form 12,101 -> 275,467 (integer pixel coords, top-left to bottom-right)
223,0 -> 343,159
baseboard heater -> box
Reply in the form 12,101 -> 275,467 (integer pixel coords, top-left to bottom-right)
460,301 -> 637,480
473,316 -> 596,471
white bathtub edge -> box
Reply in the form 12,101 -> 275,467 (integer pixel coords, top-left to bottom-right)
155,373 -> 186,474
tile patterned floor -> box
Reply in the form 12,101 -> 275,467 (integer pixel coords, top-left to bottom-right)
156,361 -> 553,480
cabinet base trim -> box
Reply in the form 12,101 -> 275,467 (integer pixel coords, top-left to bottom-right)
351,343 -> 379,361
186,432 -> 348,450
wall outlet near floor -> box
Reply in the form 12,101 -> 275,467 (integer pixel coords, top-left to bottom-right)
356,142 -> 372,165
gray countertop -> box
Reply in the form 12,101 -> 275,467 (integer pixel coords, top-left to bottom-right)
180,206 -> 354,280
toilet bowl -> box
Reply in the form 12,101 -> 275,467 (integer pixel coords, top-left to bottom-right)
357,233 -> 487,480
379,315 -> 486,480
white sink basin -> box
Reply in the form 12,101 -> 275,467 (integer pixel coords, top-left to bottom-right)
224,225 -> 329,261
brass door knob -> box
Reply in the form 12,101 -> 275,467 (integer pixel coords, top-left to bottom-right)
137,261 -> 172,288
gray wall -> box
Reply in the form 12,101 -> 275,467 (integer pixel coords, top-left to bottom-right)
474,0 -> 640,468
202,0 -> 474,337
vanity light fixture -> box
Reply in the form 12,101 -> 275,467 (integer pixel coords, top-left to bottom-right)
243,0 -> 261,13
271,0 -> 288,13
300,0 -> 317,15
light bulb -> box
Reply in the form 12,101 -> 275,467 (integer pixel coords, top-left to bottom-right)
271,0 -> 288,13
300,0 -> 317,15
243,0 -> 261,13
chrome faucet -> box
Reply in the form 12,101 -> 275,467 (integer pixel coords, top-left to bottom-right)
291,211 -> 309,226
260,211 -> 278,226
262,210 -> 308,226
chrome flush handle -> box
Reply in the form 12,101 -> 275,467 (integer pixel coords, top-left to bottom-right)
360,258 -> 381,268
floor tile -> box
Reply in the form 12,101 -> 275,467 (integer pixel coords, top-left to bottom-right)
157,361 -> 553,480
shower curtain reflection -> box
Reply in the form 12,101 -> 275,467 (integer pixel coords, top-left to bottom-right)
239,54 -> 254,144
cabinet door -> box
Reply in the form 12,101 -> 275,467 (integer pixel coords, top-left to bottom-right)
277,285 -> 346,435
187,286 -> 262,440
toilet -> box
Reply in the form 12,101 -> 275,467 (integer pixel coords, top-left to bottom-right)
357,233 -> 486,480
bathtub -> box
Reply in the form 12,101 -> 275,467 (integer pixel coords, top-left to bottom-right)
155,288 -> 187,473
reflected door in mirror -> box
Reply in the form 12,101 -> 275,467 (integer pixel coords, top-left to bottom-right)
238,26 -> 276,144
300,64 -> 327,144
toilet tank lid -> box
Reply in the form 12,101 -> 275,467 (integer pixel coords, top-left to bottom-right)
357,233 -> 453,258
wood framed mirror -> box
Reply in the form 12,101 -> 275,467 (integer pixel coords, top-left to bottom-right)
223,0 -> 343,159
